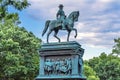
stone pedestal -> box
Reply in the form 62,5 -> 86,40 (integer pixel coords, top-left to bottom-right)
36,41 -> 86,80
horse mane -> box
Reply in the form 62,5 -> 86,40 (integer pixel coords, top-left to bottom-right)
68,11 -> 77,19
68,11 -> 74,19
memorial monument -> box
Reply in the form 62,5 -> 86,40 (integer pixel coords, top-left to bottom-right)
36,4 -> 86,80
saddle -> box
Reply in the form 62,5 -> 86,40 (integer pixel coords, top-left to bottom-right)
56,20 -> 66,30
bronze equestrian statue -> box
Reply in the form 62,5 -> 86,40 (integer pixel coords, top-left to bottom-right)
42,4 -> 79,43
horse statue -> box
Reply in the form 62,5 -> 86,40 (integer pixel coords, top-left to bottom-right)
42,11 -> 79,43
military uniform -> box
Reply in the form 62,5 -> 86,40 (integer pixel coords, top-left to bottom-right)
56,4 -> 66,29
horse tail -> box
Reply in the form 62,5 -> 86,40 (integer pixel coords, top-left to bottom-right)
42,20 -> 50,36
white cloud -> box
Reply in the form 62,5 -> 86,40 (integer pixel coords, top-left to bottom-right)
26,0 -> 120,51
99,0 -> 114,3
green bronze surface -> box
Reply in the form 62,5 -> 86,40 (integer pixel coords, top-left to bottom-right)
36,75 -> 86,80
40,41 -> 81,51
36,41 -> 86,80
42,4 -> 79,43
36,4 -> 86,80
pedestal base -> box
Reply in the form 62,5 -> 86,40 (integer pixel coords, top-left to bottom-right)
35,41 -> 86,80
36,75 -> 86,80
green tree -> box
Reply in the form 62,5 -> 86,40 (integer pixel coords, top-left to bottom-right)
112,38 -> 120,56
0,0 -> 30,22
0,22 -> 41,80
0,0 -> 42,80
84,65 -> 100,80
87,52 -> 120,80
96,55 -> 120,80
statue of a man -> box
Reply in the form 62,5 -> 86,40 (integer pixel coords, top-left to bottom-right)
56,4 -> 66,29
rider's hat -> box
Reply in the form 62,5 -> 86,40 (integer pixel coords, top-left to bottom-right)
59,4 -> 64,8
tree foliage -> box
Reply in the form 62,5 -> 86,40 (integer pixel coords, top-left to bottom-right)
0,0 -> 42,80
86,52 -> 120,80
84,65 -> 100,80
0,0 -> 30,26
112,38 -> 120,56
0,22 -> 41,80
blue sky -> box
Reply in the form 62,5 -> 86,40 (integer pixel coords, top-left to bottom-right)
11,0 -> 120,60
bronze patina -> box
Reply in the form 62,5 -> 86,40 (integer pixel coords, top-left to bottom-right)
36,5 -> 86,80
42,4 -> 79,43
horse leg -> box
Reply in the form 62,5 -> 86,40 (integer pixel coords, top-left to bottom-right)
72,28 -> 77,38
47,30 -> 52,43
67,30 -> 71,41
54,29 -> 60,42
